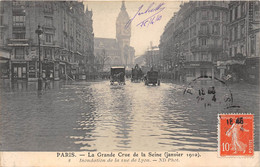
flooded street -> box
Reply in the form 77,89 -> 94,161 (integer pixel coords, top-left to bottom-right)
0,80 -> 259,151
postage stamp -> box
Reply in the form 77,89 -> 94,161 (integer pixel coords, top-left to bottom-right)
218,114 -> 254,157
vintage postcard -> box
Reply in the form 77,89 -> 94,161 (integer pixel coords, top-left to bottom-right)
0,0 -> 259,166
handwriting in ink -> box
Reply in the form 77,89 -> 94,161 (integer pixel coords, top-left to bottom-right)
125,2 -> 166,29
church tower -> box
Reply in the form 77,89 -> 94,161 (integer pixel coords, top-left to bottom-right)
116,1 -> 131,66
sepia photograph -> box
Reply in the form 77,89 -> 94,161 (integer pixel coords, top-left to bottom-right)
0,0 -> 259,166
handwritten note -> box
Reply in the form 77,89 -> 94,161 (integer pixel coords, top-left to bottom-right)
125,2 -> 166,28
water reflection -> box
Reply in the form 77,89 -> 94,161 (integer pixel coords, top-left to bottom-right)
0,80 -> 259,151
109,86 -> 133,150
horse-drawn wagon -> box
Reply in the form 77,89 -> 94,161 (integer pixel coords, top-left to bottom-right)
131,65 -> 143,82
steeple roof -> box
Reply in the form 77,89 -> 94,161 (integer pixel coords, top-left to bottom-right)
121,1 -> 126,10
116,1 -> 130,24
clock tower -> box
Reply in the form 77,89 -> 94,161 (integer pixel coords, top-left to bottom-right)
116,1 -> 131,66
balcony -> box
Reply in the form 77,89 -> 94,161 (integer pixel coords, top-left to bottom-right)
190,44 -> 222,53
12,26 -> 26,33
7,38 -> 30,47
42,25 -> 56,31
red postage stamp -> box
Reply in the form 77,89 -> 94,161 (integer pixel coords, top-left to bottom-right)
218,114 -> 254,157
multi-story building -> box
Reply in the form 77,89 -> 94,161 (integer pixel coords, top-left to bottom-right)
94,1 -> 135,71
0,1 -> 94,81
160,1 -> 229,82
223,1 -> 259,83
142,46 -> 160,70
159,11 -> 184,79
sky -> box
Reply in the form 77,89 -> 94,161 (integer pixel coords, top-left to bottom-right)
84,1 -> 181,57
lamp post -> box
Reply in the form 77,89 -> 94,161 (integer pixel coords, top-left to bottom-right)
124,45 -> 128,68
35,25 -> 43,90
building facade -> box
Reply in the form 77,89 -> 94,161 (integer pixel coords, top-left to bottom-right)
0,1 -> 94,81
137,44 -> 161,73
94,37 -> 120,71
222,1 -> 260,83
160,1 -> 229,82
94,1 -> 135,71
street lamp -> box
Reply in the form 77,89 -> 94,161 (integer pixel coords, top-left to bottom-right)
35,25 -> 43,90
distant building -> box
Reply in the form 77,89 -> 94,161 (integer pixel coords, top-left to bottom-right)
159,1 -> 229,82
94,1 -> 135,71
94,38 -> 120,71
139,46 -> 161,72
0,1 -> 94,80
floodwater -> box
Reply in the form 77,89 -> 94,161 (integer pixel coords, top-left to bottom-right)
0,80 -> 259,151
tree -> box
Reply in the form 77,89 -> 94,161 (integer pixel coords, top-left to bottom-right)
124,45 -> 129,67
99,49 -> 109,71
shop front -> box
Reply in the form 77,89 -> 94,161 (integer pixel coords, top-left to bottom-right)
12,61 -> 27,80
0,49 -> 11,80
59,62 -> 66,80
184,62 -> 213,82
245,57 -> 259,84
42,61 -> 54,80
0,57 -> 10,79
54,61 -> 60,80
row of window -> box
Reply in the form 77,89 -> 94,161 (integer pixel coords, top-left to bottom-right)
183,23 -> 221,40
200,23 -> 220,35
12,1 -> 25,7
13,15 -> 25,26
201,10 -> 220,20
14,47 -> 54,59
190,38 -> 221,48
13,16 -> 53,28
183,10 -> 226,28
230,3 -> 246,22
229,45 -> 244,58
229,36 -> 256,57
12,1 -> 53,12
229,24 -> 245,41
12,31 -> 88,52
13,47 -> 80,62
187,53 -> 212,62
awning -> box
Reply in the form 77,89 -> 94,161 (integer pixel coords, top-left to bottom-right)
0,60 -> 9,63
0,50 -> 10,59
